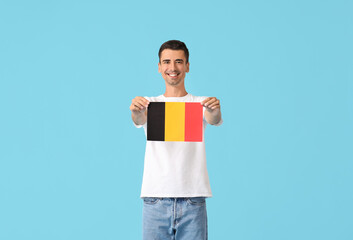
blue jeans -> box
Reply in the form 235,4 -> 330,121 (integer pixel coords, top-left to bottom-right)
143,197 -> 208,240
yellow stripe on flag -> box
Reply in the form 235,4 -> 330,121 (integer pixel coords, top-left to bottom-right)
165,102 -> 185,141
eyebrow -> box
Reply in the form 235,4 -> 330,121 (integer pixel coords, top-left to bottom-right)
162,59 -> 184,63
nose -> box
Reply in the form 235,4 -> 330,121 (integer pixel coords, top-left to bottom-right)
170,62 -> 176,71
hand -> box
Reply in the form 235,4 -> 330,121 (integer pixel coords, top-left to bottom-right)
130,96 -> 150,113
201,97 -> 221,113
202,97 -> 222,125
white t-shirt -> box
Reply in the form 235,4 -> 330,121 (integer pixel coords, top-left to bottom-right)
134,93 -> 222,198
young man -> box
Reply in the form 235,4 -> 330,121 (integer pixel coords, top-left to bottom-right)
130,40 -> 222,240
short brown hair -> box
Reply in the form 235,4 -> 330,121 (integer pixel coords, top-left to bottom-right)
158,40 -> 189,63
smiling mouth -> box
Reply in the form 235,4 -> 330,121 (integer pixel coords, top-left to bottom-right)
167,73 -> 180,77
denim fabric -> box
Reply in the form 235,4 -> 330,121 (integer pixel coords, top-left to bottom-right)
142,197 -> 208,240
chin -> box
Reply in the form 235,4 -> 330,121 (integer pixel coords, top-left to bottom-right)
167,80 -> 182,86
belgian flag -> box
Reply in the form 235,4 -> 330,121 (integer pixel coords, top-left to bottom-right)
147,102 -> 203,142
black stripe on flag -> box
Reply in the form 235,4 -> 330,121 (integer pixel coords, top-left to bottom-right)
147,102 -> 165,141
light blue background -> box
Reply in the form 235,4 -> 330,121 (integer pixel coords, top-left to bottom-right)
1,0 -> 352,239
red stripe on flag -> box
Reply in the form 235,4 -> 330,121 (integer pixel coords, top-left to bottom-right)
185,102 -> 203,142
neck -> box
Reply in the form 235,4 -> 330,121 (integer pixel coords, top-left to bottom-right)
164,84 -> 188,97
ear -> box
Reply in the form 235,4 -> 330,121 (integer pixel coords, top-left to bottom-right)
186,62 -> 190,73
158,62 -> 161,73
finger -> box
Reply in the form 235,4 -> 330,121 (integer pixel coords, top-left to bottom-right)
201,97 -> 212,105
204,98 -> 217,107
202,99 -> 214,107
130,105 -> 141,112
130,104 -> 141,111
207,99 -> 220,108
136,97 -> 150,106
136,99 -> 149,108
132,101 -> 145,110
208,102 -> 219,109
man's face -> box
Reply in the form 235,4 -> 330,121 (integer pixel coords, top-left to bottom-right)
158,49 -> 189,86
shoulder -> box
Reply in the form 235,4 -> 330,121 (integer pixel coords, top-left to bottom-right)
143,95 -> 164,102
188,94 -> 208,102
